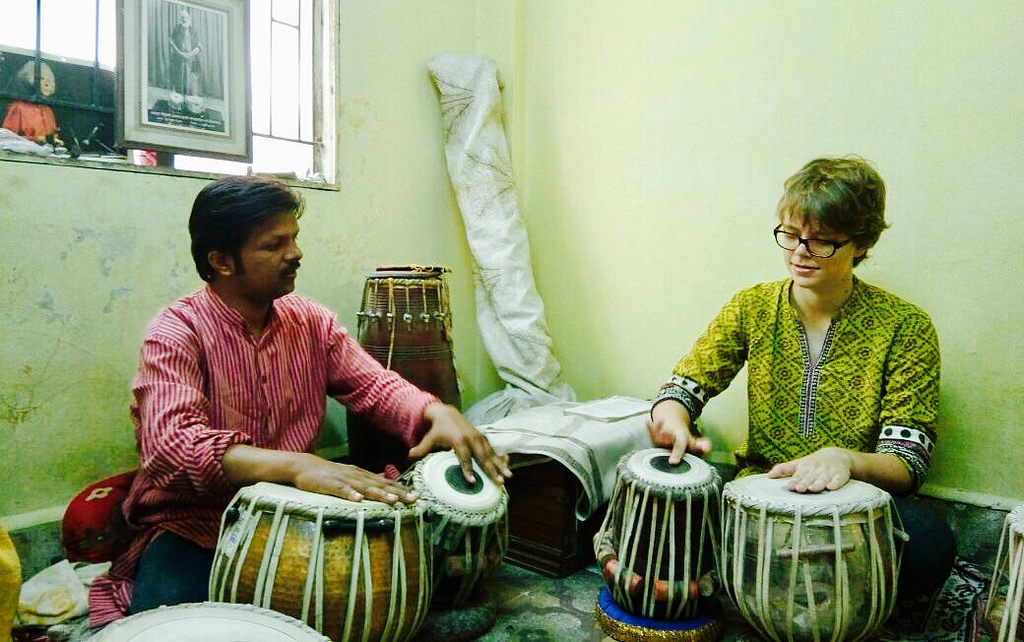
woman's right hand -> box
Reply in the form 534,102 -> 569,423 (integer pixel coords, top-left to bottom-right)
646,400 -> 712,464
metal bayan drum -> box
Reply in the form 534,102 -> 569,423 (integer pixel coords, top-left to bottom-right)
594,449 -> 723,621
985,505 -> 1024,642
347,266 -> 461,474
405,451 -> 509,608
721,475 -> 901,642
209,482 -> 431,642
89,602 -> 329,641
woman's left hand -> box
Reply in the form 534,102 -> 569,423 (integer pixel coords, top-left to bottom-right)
408,402 -> 512,486
767,447 -> 854,493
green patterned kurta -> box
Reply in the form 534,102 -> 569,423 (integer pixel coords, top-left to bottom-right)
654,278 -> 939,490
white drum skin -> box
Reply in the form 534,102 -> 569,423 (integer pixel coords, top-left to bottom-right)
90,602 -> 330,642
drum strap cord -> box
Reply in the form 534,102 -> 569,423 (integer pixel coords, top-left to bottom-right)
987,507 -> 1024,642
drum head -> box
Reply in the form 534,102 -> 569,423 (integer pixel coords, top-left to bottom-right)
234,482 -> 423,521
723,474 -> 890,515
91,602 -> 330,641
414,451 -> 504,516
621,449 -> 717,491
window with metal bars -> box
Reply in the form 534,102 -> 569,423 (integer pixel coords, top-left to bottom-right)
0,0 -> 336,187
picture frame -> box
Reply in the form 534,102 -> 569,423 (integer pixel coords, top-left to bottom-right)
117,0 -> 251,160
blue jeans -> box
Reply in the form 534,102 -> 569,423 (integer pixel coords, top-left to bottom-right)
892,495 -> 957,601
130,531 -> 214,614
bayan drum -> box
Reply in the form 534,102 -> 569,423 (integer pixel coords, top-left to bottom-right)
985,505 -> 1024,642
347,266 -> 461,474
406,450 -> 509,608
721,475 -> 901,642
209,482 -> 431,642
594,449 -> 723,621
89,602 -> 329,641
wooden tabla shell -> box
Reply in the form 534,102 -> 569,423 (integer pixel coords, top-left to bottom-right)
348,267 -> 461,475
721,475 -> 900,642
985,505 -> 1024,642
209,482 -> 431,642
90,602 -> 330,641
406,451 -> 509,607
594,449 -> 723,620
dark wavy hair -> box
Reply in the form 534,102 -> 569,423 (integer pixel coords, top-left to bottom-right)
777,156 -> 888,266
188,175 -> 304,282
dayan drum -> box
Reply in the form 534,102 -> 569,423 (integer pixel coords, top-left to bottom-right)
405,450 -> 509,608
721,475 -> 901,642
90,602 -> 330,642
209,482 -> 431,642
347,266 -> 461,474
594,449 -> 723,621
984,505 -> 1024,642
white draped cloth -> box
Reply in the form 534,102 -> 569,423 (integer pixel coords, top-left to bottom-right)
428,53 -> 576,425
479,397 -> 653,519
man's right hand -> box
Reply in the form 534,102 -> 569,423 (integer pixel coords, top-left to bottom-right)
647,400 -> 712,464
293,458 -> 418,505
223,446 -> 417,505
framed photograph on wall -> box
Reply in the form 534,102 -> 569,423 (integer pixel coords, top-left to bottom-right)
117,0 -> 251,160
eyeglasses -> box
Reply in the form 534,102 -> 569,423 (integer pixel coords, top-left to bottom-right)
773,225 -> 852,259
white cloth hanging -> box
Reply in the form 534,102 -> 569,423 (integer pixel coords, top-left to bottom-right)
428,53 -> 576,425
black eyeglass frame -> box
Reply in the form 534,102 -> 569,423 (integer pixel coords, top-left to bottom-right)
773,225 -> 853,259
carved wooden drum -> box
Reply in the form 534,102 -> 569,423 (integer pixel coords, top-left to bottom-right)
406,450 -> 509,608
594,449 -> 723,620
721,475 -> 900,642
90,602 -> 330,641
985,505 -> 1024,642
347,266 -> 461,474
209,482 -> 431,642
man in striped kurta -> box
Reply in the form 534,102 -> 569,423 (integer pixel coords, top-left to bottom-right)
89,176 -> 511,625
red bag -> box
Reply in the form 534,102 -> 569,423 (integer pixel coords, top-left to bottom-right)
61,470 -> 137,563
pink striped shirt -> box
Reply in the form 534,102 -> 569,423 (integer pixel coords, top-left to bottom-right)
89,286 -> 437,625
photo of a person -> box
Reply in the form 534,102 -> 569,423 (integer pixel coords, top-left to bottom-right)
168,7 -> 202,112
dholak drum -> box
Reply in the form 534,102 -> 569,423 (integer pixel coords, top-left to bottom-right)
721,475 -> 901,642
593,449 -> 723,622
209,482 -> 431,642
984,505 -> 1024,642
347,266 -> 461,474
89,602 -> 329,641
405,451 -> 509,608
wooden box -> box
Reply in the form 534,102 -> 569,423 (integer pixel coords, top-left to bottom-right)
503,455 -> 605,578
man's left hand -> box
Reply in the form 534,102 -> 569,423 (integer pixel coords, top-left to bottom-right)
409,402 -> 512,486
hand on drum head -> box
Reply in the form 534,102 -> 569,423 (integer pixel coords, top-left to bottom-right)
766,447 -> 854,493
409,402 -> 512,486
294,459 -> 419,504
646,413 -> 712,465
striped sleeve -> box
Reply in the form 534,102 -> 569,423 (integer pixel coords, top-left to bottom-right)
131,319 -> 252,497
323,314 -> 438,447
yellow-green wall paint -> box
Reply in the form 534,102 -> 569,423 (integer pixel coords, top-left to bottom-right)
2,1 -> 1022,526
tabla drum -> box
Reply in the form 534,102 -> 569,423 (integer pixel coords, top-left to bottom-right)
405,450 -> 509,608
89,602 -> 329,641
209,482 -> 431,642
985,505 -> 1024,642
347,266 -> 461,474
721,475 -> 901,642
593,449 -> 723,622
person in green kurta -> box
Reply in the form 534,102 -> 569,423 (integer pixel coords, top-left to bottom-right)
649,156 -> 954,608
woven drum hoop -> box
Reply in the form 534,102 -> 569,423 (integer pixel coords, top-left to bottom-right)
407,451 -> 507,527
91,602 -> 331,641
616,449 -> 721,501
722,474 -> 891,517
594,589 -> 723,642
1007,505 -> 1024,536
233,481 -> 426,522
